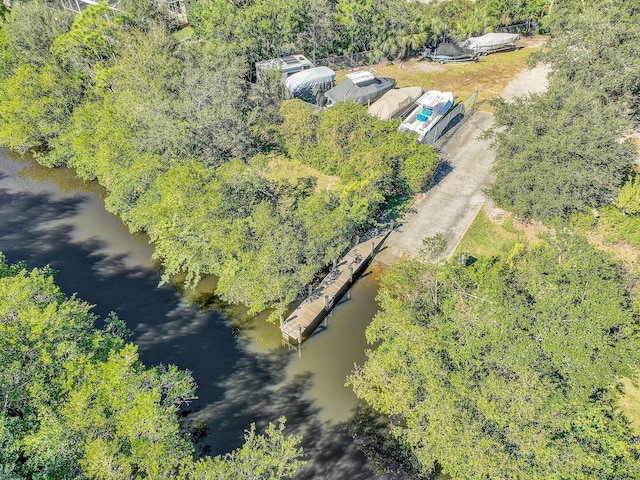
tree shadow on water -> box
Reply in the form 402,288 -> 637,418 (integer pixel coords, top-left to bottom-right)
0,173 -> 413,479
0,184 -> 243,430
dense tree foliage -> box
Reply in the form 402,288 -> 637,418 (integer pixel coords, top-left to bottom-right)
0,254 -> 304,479
0,1 -> 445,316
280,100 -> 438,197
540,0 -> 640,105
489,82 -> 634,220
189,0 -> 549,62
349,236 -> 640,478
488,0 -> 640,221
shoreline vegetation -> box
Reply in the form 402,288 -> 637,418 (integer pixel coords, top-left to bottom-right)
0,253 -> 305,478
2,0 -> 640,477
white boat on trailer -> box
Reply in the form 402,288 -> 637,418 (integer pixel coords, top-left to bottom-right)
399,90 -> 454,143
462,32 -> 520,56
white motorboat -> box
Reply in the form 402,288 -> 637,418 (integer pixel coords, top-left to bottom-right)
398,90 -> 454,142
462,32 -> 520,56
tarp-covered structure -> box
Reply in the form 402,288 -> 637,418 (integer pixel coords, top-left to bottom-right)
325,76 -> 396,106
429,43 -> 476,62
367,87 -> 423,120
462,33 -> 520,53
284,66 -> 335,104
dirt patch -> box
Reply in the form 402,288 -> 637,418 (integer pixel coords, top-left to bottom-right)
335,37 -> 548,106
501,64 -> 550,102
516,34 -> 548,49
402,59 -> 447,74
510,217 -> 550,243
586,227 -> 640,264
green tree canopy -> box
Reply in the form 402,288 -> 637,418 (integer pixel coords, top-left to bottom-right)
538,0 -> 640,106
488,82 -> 634,221
349,236 -> 640,478
280,100 -> 439,195
0,253 -> 304,479
0,1 -> 74,69
488,0 -> 639,223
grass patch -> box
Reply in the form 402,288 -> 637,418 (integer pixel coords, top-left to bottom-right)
262,155 -> 339,191
336,38 -> 545,110
619,377 -> 640,436
173,26 -> 193,42
595,206 -> 640,250
453,207 -> 523,259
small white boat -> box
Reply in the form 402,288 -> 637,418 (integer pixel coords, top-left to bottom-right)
399,90 -> 454,142
462,32 -> 520,56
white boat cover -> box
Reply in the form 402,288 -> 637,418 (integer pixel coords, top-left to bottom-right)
367,87 -> 424,120
285,67 -> 335,93
345,70 -> 375,85
284,66 -> 335,104
463,32 -> 520,52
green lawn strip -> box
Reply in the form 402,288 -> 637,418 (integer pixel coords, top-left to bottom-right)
261,154 -> 339,192
619,377 -> 640,436
173,26 -> 193,42
595,206 -> 640,249
453,206 -> 522,260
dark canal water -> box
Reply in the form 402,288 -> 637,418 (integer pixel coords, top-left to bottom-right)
0,150 -> 403,479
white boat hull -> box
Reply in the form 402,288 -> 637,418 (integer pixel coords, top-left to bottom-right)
399,90 -> 454,142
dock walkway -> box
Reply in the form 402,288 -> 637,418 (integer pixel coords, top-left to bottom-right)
281,231 -> 389,346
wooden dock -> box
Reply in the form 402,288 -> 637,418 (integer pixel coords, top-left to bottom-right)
280,230 -> 390,348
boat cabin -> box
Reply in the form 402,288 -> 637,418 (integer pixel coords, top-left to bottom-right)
255,54 -> 315,82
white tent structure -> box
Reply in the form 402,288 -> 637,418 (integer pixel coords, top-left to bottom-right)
367,87 -> 423,121
284,67 -> 336,104
462,33 -> 520,55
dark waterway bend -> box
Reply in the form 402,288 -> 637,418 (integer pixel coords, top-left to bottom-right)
0,150 -> 400,479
